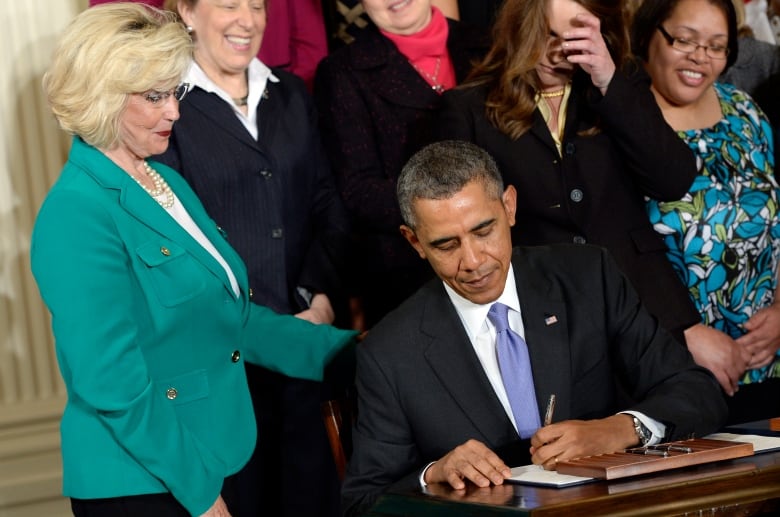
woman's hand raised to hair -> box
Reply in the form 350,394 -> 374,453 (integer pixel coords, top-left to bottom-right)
561,12 -> 616,96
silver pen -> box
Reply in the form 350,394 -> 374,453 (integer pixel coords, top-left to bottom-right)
544,394 -> 556,426
625,448 -> 668,457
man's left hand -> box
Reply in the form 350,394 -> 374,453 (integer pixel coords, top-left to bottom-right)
424,439 -> 512,490
529,414 -> 637,469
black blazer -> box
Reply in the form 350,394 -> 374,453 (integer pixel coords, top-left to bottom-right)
342,245 -> 727,515
314,20 -> 487,279
157,69 -> 350,316
437,68 -> 700,339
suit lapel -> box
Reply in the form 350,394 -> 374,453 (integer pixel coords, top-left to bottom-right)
512,252 -> 573,422
417,249 -> 578,441
420,283 -> 518,442
124,174 -> 243,299
183,90 -> 259,149
70,139 -> 243,299
350,27 -> 440,110
529,80 -> 589,155
529,108 -> 561,154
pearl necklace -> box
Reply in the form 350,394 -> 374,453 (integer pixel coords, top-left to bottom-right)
411,57 -> 444,94
133,161 -> 174,208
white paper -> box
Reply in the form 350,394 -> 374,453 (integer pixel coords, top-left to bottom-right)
507,464 -> 594,488
704,432 -> 780,453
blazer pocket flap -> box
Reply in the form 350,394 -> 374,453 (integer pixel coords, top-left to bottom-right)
135,241 -> 207,306
630,226 -> 668,253
136,241 -> 186,267
157,369 -> 210,405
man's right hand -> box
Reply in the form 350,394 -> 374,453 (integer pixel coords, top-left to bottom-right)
424,439 -> 511,490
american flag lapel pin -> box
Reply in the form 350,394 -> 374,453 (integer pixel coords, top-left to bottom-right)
544,314 -> 558,326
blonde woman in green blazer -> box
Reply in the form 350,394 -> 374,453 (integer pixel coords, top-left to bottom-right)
30,5 -> 355,516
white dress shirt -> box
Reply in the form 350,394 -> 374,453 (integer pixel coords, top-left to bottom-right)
183,58 -> 279,139
164,194 -> 240,298
441,265 -> 665,441
443,264 -> 526,433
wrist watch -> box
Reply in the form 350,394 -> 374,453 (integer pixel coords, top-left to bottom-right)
632,416 -> 652,446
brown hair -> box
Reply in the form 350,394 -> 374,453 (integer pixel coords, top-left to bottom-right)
466,0 -> 629,139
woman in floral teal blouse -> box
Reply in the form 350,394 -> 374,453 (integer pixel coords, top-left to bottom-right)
633,0 -> 780,424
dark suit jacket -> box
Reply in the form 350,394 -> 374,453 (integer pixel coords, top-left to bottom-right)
437,68 -> 700,339
720,36 -> 780,97
156,69 -> 349,316
314,21 -> 487,287
342,245 -> 727,515
752,72 -> 780,167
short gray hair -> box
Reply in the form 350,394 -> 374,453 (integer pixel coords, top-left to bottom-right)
397,141 -> 505,229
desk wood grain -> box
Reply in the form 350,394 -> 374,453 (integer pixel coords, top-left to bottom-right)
366,448 -> 780,516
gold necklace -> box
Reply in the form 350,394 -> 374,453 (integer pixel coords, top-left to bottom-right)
411,57 -> 444,94
232,95 -> 248,106
540,88 -> 566,98
132,161 -> 174,208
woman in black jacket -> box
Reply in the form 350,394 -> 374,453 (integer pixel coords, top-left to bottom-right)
437,0 -> 700,341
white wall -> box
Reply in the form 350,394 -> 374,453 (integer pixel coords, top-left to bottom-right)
0,1 -> 87,515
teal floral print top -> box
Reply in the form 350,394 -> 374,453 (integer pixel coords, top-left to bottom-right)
646,82 -> 780,384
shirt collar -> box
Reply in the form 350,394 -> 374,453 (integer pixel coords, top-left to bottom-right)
442,265 -> 520,342
183,58 -> 279,108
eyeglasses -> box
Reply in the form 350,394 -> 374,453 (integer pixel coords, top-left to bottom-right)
656,26 -> 729,59
140,83 -> 190,106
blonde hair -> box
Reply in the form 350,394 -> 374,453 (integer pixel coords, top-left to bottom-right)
43,3 -> 192,149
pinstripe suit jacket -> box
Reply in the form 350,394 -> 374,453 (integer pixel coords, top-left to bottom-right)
157,69 -> 350,316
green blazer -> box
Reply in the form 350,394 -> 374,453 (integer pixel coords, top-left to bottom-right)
30,137 -> 355,515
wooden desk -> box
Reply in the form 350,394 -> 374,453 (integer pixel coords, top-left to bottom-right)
366,448 -> 780,516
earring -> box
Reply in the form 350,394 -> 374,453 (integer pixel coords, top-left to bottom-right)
186,25 -> 193,33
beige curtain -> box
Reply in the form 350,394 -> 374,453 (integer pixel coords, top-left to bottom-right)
0,1 -> 87,515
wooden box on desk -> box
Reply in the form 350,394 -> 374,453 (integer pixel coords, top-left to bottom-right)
556,438 -> 754,480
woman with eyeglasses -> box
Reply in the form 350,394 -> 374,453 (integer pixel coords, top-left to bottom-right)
633,0 -> 780,423
437,0 -> 701,345
31,5 -> 355,516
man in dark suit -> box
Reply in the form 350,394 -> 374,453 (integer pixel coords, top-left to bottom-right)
342,141 -> 728,516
